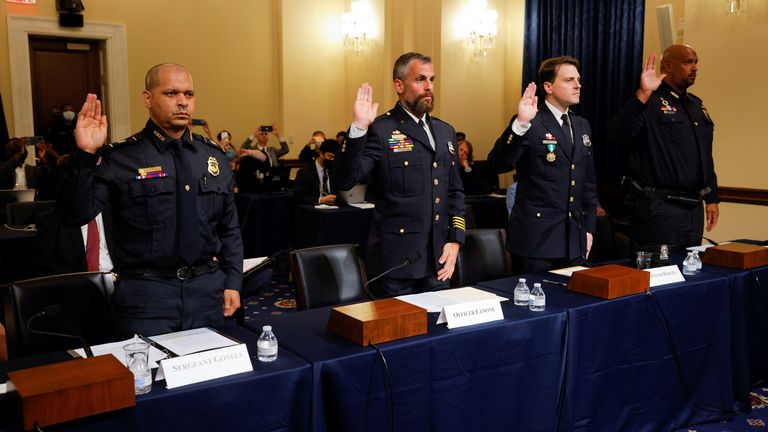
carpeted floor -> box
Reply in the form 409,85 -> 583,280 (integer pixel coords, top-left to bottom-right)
243,286 -> 768,431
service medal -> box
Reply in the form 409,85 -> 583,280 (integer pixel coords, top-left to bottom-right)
207,157 -> 220,176
546,152 -> 556,162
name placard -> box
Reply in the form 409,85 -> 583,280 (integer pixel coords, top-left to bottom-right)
646,265 -> 686,287
158,343 -> 253,389
437,298 -> 504,329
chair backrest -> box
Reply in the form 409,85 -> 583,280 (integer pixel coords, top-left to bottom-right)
1,272 -> 115,359
289,244 -> 367,311
6,200 -> 55,226
453,229 -> 509,286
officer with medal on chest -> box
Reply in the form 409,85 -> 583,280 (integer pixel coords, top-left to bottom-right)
490,56 -> 598,275
336,52 -> 466,298
58,63 -> 243,338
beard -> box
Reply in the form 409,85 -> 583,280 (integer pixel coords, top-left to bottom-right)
403,92 -> 434,117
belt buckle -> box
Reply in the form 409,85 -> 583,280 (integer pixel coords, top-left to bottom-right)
176,266 -> 193,280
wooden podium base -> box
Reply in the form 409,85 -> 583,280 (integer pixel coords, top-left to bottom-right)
701,242 -> 768,269
568,264 -> 650,299
7,354 -> 135,430
327,298 -> 427,346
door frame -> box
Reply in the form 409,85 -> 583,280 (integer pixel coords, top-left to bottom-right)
7,15 -> 131,140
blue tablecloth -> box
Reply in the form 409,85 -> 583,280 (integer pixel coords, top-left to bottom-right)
245,301 -> 566,432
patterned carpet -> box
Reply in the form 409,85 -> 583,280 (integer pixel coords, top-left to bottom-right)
242,281 -> 297,320
678,387 -> 768,432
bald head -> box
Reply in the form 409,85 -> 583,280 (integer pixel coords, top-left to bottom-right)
145,63 -> 190,91
661,45 -> 698,91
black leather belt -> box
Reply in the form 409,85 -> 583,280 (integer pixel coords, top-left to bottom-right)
122,262 -> 218,280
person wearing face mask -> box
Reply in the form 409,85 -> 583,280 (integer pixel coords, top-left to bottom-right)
294,139 -> 339,205
44,103 -> 78,168
299,131 -> 325,164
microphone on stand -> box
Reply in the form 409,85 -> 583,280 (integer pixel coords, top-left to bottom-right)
364,251 -> 422,299
27,304 -> 94,358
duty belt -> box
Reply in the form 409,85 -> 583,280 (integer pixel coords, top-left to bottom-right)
623,177 -> 711,207
122,261 -> 218,280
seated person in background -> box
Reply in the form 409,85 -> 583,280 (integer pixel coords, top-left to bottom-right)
294,139 -> 339,205
240,122 -> 289,167
217,130 -> 239,171
36,206 -> 115,277
456,131 -> 466,143
236,145 -> 270,193
336,130 -> 347,146
299,130 -> 325,164
458,140 -> 484,196
0,137 -> 53,199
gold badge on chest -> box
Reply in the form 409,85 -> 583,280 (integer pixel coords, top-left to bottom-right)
207,157 -> 220,176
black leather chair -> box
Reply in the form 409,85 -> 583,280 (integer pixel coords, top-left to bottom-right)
1,272 -> 115,359
5,200 -> 55,226
289,244 -> 367,311
453,229 -> 510,286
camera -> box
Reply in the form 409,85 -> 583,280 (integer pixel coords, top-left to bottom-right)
259,125 -> 273,132
191,119 -> 206,126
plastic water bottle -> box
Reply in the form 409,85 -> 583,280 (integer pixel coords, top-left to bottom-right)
257,325 -> 278,362
513,278 -> 530,306
692,250 -> 702,272
529,283 -> 546,312
130,356 -> 152,395
682,252 -> 697,276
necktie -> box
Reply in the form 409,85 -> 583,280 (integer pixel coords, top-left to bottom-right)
85,219 -> 100,271
322,168 -> 330,196
418,119 -> 436,150
561,113 -> 573,147
171,139 -> 202,266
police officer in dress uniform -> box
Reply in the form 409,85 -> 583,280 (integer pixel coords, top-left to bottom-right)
57,64 -> 243,338
608,45 -> 719,251
490,56 -> 598,275
336,52 -> 466,298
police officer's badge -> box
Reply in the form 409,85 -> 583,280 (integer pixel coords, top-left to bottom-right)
447,141 -> 455,155
207,157 -> 220,176
582,134 -> 591,147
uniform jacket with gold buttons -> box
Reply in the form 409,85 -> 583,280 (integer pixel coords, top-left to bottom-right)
490,108 -> 598,259
336,104 -> 466,278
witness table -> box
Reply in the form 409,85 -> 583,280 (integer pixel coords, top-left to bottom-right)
235,191 -> 295,258
0,326 -> 312,432
294,205 -> 373,255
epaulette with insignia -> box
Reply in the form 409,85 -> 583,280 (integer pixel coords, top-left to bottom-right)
193,132 -> 224,153
430,115 -> 448,126
105,131 -> 143,150
375,110 -> 393,121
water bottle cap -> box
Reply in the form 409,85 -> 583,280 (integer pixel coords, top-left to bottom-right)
519,278 -> 526,282
263,325 -> 272,331
534,283 -> 541,287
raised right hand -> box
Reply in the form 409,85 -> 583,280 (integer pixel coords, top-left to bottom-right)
516,82 -> 538,125
352,83 -> 378,130
75,93 -> 108,154
637,53 -> 666,103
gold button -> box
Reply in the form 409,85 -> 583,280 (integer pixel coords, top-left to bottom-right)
569,197 -> 574,202
185,185 -> 190,191
433,162 -> 438,168
435,197 -> 441,204
569,211 -> 572,217
694,121 -> 699,126
435,214 -> 440,221
404,161 -> 409,166
571,164 -> 575,170
536,212 -> 541,218
571,180 -> 576,186
451,161 -> 455,166
399,228 -> 405,234
434,179 -> 439,186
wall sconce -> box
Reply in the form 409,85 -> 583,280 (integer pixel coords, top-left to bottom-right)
466,0 -> 498,61
342,1 -> 373,57
725,0 -> 749,15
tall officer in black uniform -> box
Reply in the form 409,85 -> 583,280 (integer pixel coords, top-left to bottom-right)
336,52 -> 466,298
608,45 -> 719,251
490,56 -> 598,275
58,64 -> 243,337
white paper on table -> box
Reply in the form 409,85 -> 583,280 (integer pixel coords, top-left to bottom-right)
686,241 -> 731,252
397,287 -> 508,313
148,327 -> 238,357
72,338 -> 168,369
348,202 -> 375,209
243,257 -> 269,273
314,204 -> 339,209
548,265 -> 589,277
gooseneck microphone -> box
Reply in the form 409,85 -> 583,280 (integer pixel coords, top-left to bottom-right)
364,251 -> 423,299
26,304 -> 94,358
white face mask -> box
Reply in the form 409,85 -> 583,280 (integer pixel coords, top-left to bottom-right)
62,111 -> 75,121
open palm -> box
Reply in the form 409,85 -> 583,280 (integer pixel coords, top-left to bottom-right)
75,93 -> 109,154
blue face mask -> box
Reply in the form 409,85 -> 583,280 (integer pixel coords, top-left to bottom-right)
225,148 -> 237,161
